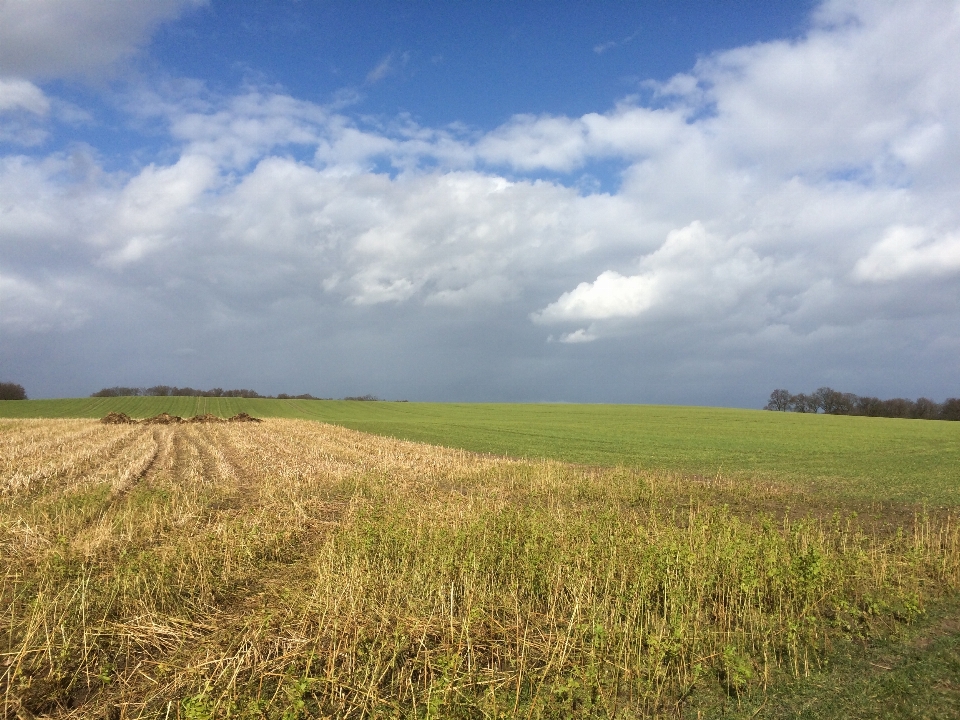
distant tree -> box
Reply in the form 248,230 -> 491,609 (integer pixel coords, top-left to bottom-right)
912,397 -> 940,420
815,387 -> 855,415
0,382 -> 27,400
814,387 -> 837,414
790,393 -> 819,413
880,398 -> 914,419
91,387 -> 142,397
344,394 -> 380,401
764,389 -> 792,411
853,395 -> 883,416
840,392 -> 858,414
941,398 -> 960,421
91,385 -> 277,398
772,387 -> 958,421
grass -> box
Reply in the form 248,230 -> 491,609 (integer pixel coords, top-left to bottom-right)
710,595 -> 960,718
3,398 -> 959,503
2,418 -> 959,718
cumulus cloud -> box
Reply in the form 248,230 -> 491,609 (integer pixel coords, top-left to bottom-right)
535,271 -> 656,324
534,222 -> 775,332
167,92 -> 331,169
853,226 -> 960,282
93,154 -> 218,267
0,0 -> 206,79
475,106 -> 691,172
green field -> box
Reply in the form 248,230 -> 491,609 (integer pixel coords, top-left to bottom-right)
3,397 -> 958,503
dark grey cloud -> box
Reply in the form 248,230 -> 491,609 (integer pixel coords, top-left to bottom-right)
0,0 -> 206,79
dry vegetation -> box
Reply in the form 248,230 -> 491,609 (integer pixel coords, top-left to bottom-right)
2,419 -> 959,718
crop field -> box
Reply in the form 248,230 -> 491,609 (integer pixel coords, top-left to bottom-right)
2,417 -> 960,718
4,398 -> 959,503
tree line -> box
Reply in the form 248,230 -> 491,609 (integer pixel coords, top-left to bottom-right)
91,386 -> 321,400
89,387 -> 400,401
765,387 -> 960,420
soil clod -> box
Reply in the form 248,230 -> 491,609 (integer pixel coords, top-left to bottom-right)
141,413 -> 184,425
99,412 -> 262,424
227,412 -> 262,423
100,412 -> 136,424
188,413 -> 224,423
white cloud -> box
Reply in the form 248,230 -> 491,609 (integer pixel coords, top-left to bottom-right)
474,106 -> 691,172
367,54 -> 395,83
473,0 -> 960,191
560,328 -> 598,343
93,154 -> 218,267
212,159 -> 627,307
477,115 -> 589,172
0,78 -> 51,145
692,0 -> 960,182
534,222 -> 775,330
534,271 -> 655,323
0,0 -> 207,79
0,78 -> 49,115
853,226 -> 960,282
168,91 -> 331,168
593,30 -> 639,55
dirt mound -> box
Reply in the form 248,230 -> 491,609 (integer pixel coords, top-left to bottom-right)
100,412 -> 136,424
99,411 -> 259,424
188,413 -> 224,423
227,412 -> 262,423
141,413 -> 185,425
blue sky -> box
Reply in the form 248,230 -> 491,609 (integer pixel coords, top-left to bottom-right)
148,2 -> 813,126
2,0 -> 959,405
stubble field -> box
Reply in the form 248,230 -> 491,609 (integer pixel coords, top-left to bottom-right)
3,398 -> 958,504
2,417 -> 959,718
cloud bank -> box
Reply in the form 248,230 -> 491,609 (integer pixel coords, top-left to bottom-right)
2,0 -> 959,403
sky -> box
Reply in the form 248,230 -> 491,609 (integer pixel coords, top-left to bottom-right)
1,0 -> 959,406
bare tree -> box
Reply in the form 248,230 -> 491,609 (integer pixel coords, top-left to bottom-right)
942,398 -> 960,421
815,387 -> 855,415
880,398 -> 914,418
769,387 -> 958,421
764,389 -> 792,411
913,397 -> 940,419
790,393 -> 818,413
